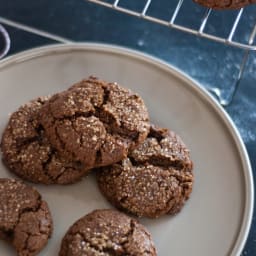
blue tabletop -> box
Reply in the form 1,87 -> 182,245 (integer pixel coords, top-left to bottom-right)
0,0 -> 255,255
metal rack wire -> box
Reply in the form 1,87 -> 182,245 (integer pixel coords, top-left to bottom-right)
86,0 -> 256,51
85,0 -> 256,106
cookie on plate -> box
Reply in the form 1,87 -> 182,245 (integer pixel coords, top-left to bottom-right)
59,209 -> 157,256
98,125 -> 194,218
193,0 -> 256,9
1,98 -> 88,184
39,76 -> 150,170
0,178 -> 53,256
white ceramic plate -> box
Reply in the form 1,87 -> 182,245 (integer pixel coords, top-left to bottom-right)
0,44 -> 253,256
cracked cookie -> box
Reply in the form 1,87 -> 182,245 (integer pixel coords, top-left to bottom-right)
59,209 -> 156,256
1,98 -> 88,184
97,125 -> 194,218
39,76 -> 150,170
193,0 -> 256,9
0,178 -> 53,256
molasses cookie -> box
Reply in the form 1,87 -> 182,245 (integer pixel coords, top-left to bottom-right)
39,76 -> 150,170
1,98 -> 88,184
98,125 -> 194,218
194,0 -> 256,9
59,209 -> 156,256
0,178 -> 53,256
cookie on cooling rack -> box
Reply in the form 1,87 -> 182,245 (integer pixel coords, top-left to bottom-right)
193,0 -> 256,9
0,178 -> 53,256
59,209 -> 156,256
97,125 -> 194,218
1,97 -> 88,184
39,76 -> 150,170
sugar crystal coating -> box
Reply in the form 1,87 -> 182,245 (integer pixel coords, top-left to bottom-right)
193,0 -> 256,9
39,76 -> 150,170
1,97 -> 88,184
0,178 -> 53,256
98,125 -> 194,218
59,209 -> 156,256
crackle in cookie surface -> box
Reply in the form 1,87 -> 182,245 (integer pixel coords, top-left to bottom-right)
39,76 -> 150,170
59,209 -> 156,256
1,98 -> 88,184
0,178 -> 53,256
98,125 -> 194,218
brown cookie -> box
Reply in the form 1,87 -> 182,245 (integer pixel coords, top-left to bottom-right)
59,209 -> 157,256
39,76 -> 150,170
97,125 -> 194,218
1,98 -> 88,184
193,0 -> 256,9
0,178 -> 53,256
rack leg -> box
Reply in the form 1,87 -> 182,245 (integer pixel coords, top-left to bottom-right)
208,49 -> 250,107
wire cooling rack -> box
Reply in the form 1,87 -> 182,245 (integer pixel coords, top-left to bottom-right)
86,0 -> 256,51
85,0 -> 256,106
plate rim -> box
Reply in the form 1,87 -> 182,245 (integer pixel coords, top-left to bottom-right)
0,43 -> 253,255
